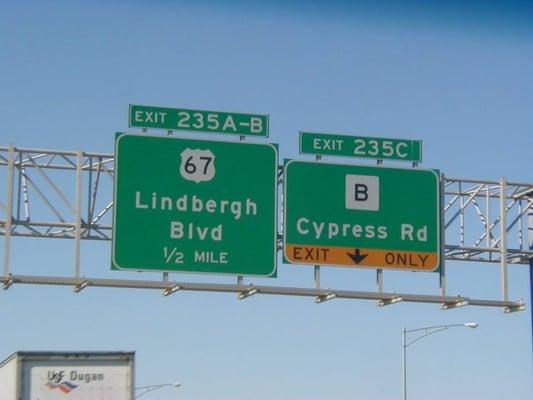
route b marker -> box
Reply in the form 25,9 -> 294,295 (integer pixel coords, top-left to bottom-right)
345,175 -> 379,211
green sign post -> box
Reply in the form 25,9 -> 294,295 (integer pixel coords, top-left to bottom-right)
300,132 -> 422,162
129,104 -> 269,137
112,134 -> 278,276
284,160 -> 440,271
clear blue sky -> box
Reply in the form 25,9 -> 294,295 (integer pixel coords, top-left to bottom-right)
1,1 -> 532,399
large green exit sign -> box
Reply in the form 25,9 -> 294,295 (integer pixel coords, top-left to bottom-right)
112,133 -> 278,276
284,160 -> 440,271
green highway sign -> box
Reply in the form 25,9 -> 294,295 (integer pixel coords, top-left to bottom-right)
284,160 -> 440,271
129,104 -> 269,137
112,133 -> 278,276
300,132 -> 422,162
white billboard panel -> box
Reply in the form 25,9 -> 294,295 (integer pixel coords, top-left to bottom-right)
22,359 -> 131,400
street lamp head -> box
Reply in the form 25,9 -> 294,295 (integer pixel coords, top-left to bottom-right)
464,322 -> 479,329
134,382 -> 182,399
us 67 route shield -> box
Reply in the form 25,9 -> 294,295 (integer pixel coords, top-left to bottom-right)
112,133 -> 278,276
283,160 -> 440,272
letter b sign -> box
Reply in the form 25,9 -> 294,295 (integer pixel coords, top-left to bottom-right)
345,175 -> 379,211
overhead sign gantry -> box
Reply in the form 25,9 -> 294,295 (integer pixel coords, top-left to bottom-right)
0,104 -> 530,314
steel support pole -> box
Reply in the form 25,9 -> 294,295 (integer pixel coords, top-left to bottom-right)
164,130 -> 173,284
377,269 -> 383,293
402,327 -> 407,400
439,173 -> 446,296
486,184 -> 491,249
500,178 -> 508,302
21,168 -> 30,220
73,151 -> 83,280
527,194 -> 533,351
459,181 -> 464,246
530,261 -> 533,351
377,158 -> 384,294
3,145 -> 15,279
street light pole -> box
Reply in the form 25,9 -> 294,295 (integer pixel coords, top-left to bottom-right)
402,322 -> 478,400
134,382 -> 182,399
402,327 -> 407,400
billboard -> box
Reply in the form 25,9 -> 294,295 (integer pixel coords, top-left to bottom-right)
21,358 -> 132,400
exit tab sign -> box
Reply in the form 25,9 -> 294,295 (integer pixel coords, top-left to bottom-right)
129,104 -> 269,137
300,132 -> 422,162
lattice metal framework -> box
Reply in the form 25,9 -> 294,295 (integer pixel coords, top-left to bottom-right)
443,177 -> 533,265
0,144 -> 530,312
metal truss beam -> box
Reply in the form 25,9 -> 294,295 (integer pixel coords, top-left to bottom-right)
0,145 -> 114,241
2,147 -> 532,265
443,176 -> 533,265
0,144 -> 531,312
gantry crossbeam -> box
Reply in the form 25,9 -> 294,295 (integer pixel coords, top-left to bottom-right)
1,144 -> 530,311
